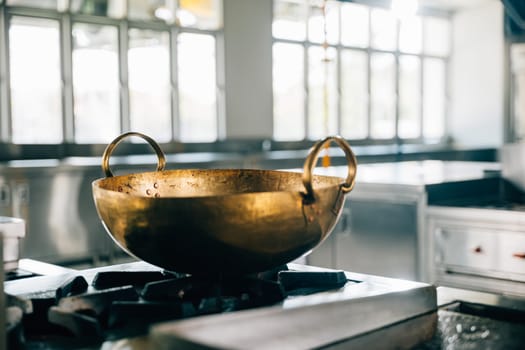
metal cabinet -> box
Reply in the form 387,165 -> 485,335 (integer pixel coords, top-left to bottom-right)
427,206 -> 525,297
436,227 -> 525,282
307,183 -> 426,281
4,167 -> 120,266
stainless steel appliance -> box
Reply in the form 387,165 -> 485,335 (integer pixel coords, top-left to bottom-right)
414,286 -> 525,349
0,216 -> 25,272
426,176 -> 525,297
4,261 -> 438,349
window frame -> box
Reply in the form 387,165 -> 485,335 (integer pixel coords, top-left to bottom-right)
272,0 -> 451,146
0,3 -> 224,159
0,1 -> 455,161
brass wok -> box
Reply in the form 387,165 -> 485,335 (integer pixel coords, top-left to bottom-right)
92,132 -> 357,275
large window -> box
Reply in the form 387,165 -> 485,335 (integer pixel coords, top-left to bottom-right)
9,16 -> 62,143
177,32 -> 217,142
0,0 -> 451,156
72,23 -> 120,143
273,0 -> 450,143
128,29 -> 171,142
0,0 -> 222,145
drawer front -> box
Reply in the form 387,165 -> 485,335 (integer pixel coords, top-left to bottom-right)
498,232 -> 525,275
436,227 -> 525,281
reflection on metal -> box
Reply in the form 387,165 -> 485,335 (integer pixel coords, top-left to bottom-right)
48,173 -> 88,257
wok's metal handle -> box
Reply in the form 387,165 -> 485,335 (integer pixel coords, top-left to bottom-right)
302,135 -> 357,200
102,132 -> 166,178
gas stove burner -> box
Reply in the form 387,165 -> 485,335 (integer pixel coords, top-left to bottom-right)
5,262 -> 438,349
6,265 -> 356,348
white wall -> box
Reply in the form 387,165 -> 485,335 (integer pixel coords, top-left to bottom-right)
223,0 -> 273,139
449,0 -> 505,147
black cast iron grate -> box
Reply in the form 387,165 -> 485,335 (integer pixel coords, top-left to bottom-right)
9,266 -> 352,348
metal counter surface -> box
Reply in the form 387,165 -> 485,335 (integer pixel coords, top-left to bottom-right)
304,160 -> 501,187
415,287 -> 525,350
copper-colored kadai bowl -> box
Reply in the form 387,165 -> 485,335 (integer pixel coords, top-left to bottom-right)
92,132 -> 357,275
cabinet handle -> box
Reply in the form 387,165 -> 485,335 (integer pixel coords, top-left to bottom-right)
512,253 -> 525,259
473,246 -> 483,254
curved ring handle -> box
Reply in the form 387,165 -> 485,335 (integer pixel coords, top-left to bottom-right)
102,132 -> 166,178
302,135 -> 357,200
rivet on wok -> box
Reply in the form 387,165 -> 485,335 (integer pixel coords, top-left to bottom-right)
146,189 -> 152,196
153,182 -> 159,189
154,193 -> 160,198
118,186 -> 123,192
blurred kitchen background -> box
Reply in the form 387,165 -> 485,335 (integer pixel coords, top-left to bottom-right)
0,0 -> 524,296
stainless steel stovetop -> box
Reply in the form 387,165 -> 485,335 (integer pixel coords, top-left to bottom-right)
4,261 -> 437,349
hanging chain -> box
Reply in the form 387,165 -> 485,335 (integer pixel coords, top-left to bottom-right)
321,0 -> 331,167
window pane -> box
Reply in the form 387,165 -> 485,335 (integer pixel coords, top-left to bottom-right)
9,16 -> 62,144
178,33 -> 217,142
308,1 -> 339,45
308,3 -> 324,44
423,58 -> 446,138
399,55 -> 421,138
273,0 -> 307,41
273,43 -> 305,141
371,8 -> 397,51
72,24 -> 119,143
307,45 -> 337,140
129,29 -> 171,142
6,0 -> 65,11
128,0 -> 170,21
399,16 -> 422,54
340,50 -> 368,139
70,0 -> 126,18
424,17 -> 450,57
341,3 -> 369,48
179,0 -> 222,30
370,53 -> 395,139
325,1 -> 339,45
